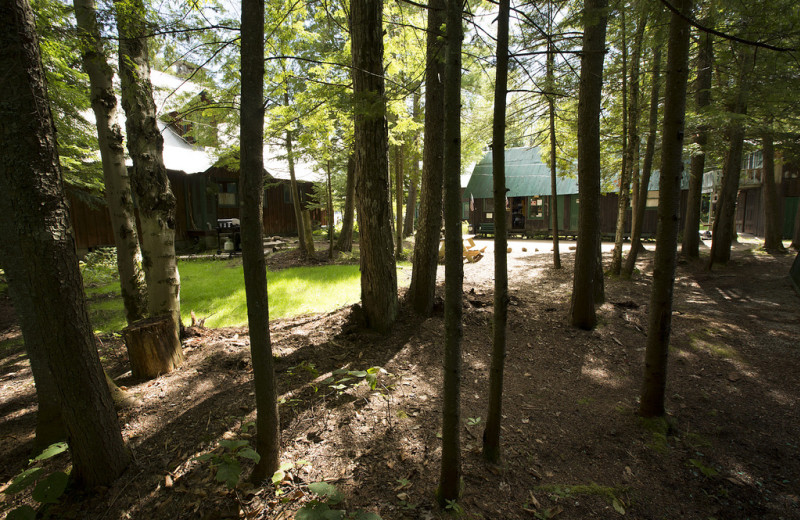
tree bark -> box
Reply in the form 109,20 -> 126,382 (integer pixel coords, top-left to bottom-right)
240,0 -> 280,481
639,0 -> 692,418
792,199 -> 800,250
115,0 -> 182,349
74,0 -> 147,324
482,0 -> 510,465
351,0 -> 398,333
335,155 -> 356,252
681,25 -> 713,258
326,160 -> 334,259
570,0 -> 608,330
623,46 -> 662,277
0,0 -> 129,485
761,133 -> 784,252
546,16 -> 561,270
438,0 -> 464,504
403,91 -> 421,237
122,315 -> 183,379
408,0 -> 446,316
709,52 -> 752,268
395,142 -> 404,257
285,114 -> 308,257
610,7 -> 630,276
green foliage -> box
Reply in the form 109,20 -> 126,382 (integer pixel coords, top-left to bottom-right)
688,458 -> 719,478
295,482 -> 382,520
195,439 -> 260,489
32,0 -> 103,195
534,482 -> 628,515
2,442 -> 70,518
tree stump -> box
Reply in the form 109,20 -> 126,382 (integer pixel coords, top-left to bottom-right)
122,314 -> 183,379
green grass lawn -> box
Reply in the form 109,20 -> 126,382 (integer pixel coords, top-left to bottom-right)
84,258 -> 411,334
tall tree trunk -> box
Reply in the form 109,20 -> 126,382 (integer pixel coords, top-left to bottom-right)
75,0 -> 147,324
240,0 -> 280,482
610,6 -> 629,276
627,11 -> 646,229
639,0 -> 692,418
327,160 -> 335,259
792,201 -> 800,250
403,91 -> 421,237
623,46 -> 662,277
438,0 -> 463,504
351,0 -> 398,333
547,16 -> 561,270
570,0 -> 608,330
682,25 -> 713,258
709,52 -> 752,268
336,155 -> 356,252
395,142 -> 404,257
408,0 -> 445,316
0,0 -> 130,485
284,117 -> 308,257
482,0 -> 510,465
115,0 -> 182,349
761,132 -> 784,252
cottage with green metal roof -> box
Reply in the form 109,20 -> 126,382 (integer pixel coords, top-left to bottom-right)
463,147 -> 690,239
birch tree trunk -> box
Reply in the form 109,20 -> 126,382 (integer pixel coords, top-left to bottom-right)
640,0 -> 692,418
74,0 -> 147,324
0,0 -> 129,485
351,0 -> 398,332
115,0 -> 182,352
408,0 -> 445,316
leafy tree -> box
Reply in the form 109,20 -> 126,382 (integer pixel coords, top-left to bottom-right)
0,0 -> 129,485
640,0 -> 692,418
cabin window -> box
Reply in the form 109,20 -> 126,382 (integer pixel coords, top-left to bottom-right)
218,181 -> 237,207
646,191 -> 659,207
284,185 -> 292,204
485,212 -> 493,220
528,196 -> 545,219
462,202 -> 469,219
742,151 -> 763,170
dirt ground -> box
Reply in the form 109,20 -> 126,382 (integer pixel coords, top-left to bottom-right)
1,238 -> 799,520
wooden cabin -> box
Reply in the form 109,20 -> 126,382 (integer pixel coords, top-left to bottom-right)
729,150 -> 800,238
68,125 -> 322,254
463,147 -> 689,239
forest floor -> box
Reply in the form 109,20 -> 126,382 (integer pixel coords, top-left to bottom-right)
1,238 -> 799,520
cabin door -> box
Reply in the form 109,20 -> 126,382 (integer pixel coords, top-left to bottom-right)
510,197 -> 526,230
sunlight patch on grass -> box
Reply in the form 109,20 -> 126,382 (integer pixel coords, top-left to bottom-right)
86,259 -> 410,333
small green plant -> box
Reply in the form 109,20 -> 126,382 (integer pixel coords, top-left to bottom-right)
288,361 -> 319,378
2,442 -> 70,520
195,439 -> 261,488
320,366 -> 387,395
534,483 -> 628,515
467,417 -> 482,426
295,482 -> 382,520
689,458 -> 719,478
